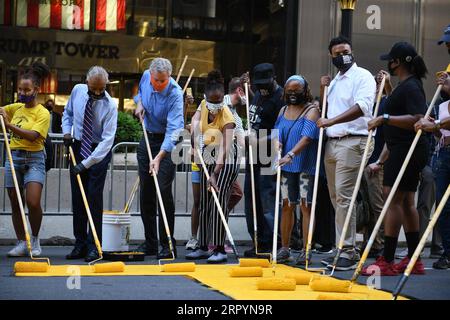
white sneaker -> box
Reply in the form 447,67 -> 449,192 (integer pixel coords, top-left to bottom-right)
186,248 -> 210,260
207,251 -> 227,263
31,236 -> 42,256
185,237 -> 199,250
7,240 -> 28,257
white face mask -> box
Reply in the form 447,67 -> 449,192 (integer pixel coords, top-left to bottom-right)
206,101 -> 224,115
239,94 -> 247,106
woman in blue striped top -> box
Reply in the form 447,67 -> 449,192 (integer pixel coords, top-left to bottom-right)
274,75 -> 320,265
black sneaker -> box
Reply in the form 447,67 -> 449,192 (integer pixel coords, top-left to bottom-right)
430,247 -> 444,259
135,242 -> 158,256
328,257 -> 358,271
295,250 -> 310,266
244,247 -> 257,258
432,255 -> 450,270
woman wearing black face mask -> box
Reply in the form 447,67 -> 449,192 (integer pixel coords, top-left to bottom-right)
273,75 -> 320,265
0,62 -> 51,258
363,42 -> 430,276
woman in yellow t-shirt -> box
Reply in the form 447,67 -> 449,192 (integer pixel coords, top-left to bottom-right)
0,62 -> 50,258
186,70 -> 240,263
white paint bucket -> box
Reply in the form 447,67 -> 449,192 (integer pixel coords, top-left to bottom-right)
102,211 -> 131,252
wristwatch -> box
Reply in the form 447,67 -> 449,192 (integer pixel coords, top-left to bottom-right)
383,113 -> 390,124
287,151 -> 295,159
434,119 -> 441,131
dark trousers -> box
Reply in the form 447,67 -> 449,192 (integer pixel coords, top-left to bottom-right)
432,147 -> 450,256
312,176 -> 336,248
244,164 -> 275,249
137,136 -> 176,250
70,141 -> 111,251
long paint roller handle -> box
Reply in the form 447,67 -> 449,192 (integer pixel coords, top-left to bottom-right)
0,115 -> 32,253
183,69 -> 195,94
175,55 -> 188,84
244,83 -> 259,249
392,183 -> 450,300
305,86 -> 328,267
195,148 -> 239,258
68,146 -> 103,257
352,83 -> 443,283
272,148 -> 282,269
140,119 -> 175,258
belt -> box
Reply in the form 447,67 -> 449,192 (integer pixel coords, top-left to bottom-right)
146,131 -> 165,140
328,134 -> 368,140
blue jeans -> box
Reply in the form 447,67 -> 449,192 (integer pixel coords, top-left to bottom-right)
432,146 -> 450,256
244,164 -> 275,249
5,150 -> 46,187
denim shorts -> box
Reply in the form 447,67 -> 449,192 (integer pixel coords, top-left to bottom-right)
4,150 -> 46,188
280,171 -> 313,205
192,170 -> 201,184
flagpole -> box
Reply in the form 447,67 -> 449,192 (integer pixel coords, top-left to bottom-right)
90,0 -> 97,32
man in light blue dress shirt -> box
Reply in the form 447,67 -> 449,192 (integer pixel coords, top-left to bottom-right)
134,58 -> 184,258
62,66 -> 118,262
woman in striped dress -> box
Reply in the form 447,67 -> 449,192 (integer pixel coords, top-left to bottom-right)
186,70 -> 240,263
275,75 -> 320,265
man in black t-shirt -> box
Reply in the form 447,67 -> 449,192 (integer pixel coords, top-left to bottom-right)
244,63 -> 284,257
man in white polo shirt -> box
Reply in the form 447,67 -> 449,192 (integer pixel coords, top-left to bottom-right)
317,36 -> 376,271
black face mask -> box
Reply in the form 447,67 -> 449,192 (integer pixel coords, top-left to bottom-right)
88,90 -> 106,101
285,92 -> 306,106
332,54 -> 354,72
388,61 -> 399,76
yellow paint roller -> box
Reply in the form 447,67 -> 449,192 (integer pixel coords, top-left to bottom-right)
309,275 -> 352,293
1,115 -> 51,274
161,262 -> 196,272
239,258 -> 270,268
285,272 -> 313,285
257,278 -> 296,291
14,262 -> 49,273
229,267 -> 263,277
93,262 -> 125,273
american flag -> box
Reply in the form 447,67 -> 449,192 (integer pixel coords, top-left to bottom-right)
0,0 -> 125,31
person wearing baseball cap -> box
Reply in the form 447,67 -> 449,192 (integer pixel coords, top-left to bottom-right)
362,41 -> 430,276
243,62 -> 284,258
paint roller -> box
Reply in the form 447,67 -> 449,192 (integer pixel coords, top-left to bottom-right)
270,147 -> 282,276
351,79 -> 445,286
242,82 -> 272,263
257,278 -> 296,291
327,77 -> 386,276
392,183 -> 450,300
0,115 -> 51,273
229,267 -> 263,277
256,148 -> 291,291
161,262 -> 196,273
68,146 -> 125,273
304,85 -> 329,274
309,274 -> 352,293
285,272 -> 313,285
140,117 -> 179,270
195,148 -> 240,259
239,258 -> 270,268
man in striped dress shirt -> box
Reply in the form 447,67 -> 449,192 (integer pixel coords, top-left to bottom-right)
62,66 -> 118,262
